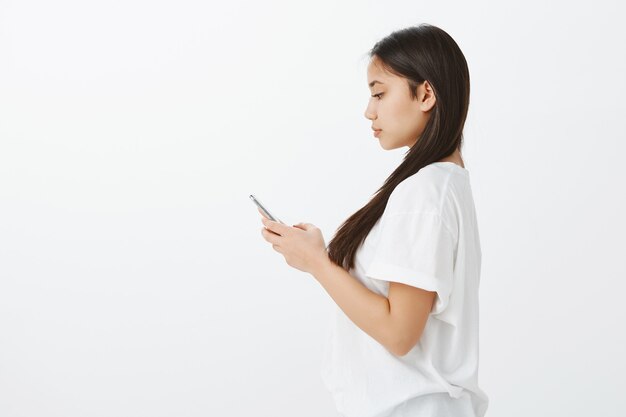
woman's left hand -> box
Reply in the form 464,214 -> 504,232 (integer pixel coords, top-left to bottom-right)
258,207 -> 329,275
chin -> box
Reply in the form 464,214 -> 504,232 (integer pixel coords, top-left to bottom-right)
379,141 -> 401,151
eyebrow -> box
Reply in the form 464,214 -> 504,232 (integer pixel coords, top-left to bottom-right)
368,80 -> 384,88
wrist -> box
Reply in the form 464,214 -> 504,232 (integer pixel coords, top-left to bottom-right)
311,250 -> 332,280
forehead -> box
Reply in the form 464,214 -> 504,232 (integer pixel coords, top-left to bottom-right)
366,58 -> 386,77
366,58 -> 394,86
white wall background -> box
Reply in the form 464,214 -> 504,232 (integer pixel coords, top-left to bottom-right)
1,0 -> 625,416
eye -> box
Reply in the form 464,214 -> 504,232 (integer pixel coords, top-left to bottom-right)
371,93 -> 383,100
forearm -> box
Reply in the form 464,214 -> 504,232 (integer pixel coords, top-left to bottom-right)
311,256 -> 398,355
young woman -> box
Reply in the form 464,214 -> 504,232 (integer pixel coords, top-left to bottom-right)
259,23 -> 488,417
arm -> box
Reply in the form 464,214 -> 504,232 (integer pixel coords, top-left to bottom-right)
257,211 -> 434,356
311,256 -> 401,356
312,257 -> 436,356
386,281 -> 435,355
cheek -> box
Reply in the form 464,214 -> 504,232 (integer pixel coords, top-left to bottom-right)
395,98 -> 419,119
380,100 -> 406,131
396,102 -> 422,128
377,100 -> 397,122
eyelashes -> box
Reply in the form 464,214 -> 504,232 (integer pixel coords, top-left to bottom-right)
371,93 -> 384,100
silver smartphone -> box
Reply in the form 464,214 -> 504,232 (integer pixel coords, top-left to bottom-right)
249,194 -> 284,224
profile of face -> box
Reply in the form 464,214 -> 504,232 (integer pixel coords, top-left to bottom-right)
365,56 -> 436,150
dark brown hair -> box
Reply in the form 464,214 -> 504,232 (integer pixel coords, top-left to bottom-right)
326,23 -> 471,271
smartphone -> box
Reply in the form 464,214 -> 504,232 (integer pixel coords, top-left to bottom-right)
249,194 -> 284,224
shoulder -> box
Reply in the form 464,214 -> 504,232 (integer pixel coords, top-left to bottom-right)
384,164 -> 460,241
385,164 -> 452,216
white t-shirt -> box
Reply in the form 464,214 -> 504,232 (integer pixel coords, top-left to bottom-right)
320,161 -> 489,417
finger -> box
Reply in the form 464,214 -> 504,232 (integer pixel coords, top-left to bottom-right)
261,227 -> 280,243
261,216 -> 288,236
257,207 -> 269,219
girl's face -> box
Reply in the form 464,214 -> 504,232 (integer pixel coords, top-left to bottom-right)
364,56 -> 436,150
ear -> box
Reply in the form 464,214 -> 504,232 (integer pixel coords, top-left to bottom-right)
419,80 -> 436,112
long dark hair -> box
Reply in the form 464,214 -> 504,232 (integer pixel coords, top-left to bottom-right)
326,23 -> 471,271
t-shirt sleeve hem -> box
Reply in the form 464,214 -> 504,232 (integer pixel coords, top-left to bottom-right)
365,261 -> 453,320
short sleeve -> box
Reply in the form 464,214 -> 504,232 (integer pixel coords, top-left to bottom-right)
364,210 -> 456,322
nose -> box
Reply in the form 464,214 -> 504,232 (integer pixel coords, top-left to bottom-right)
364,106 -> 376,121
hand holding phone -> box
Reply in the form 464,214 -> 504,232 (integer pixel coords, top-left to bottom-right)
249,194 -> 285,224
